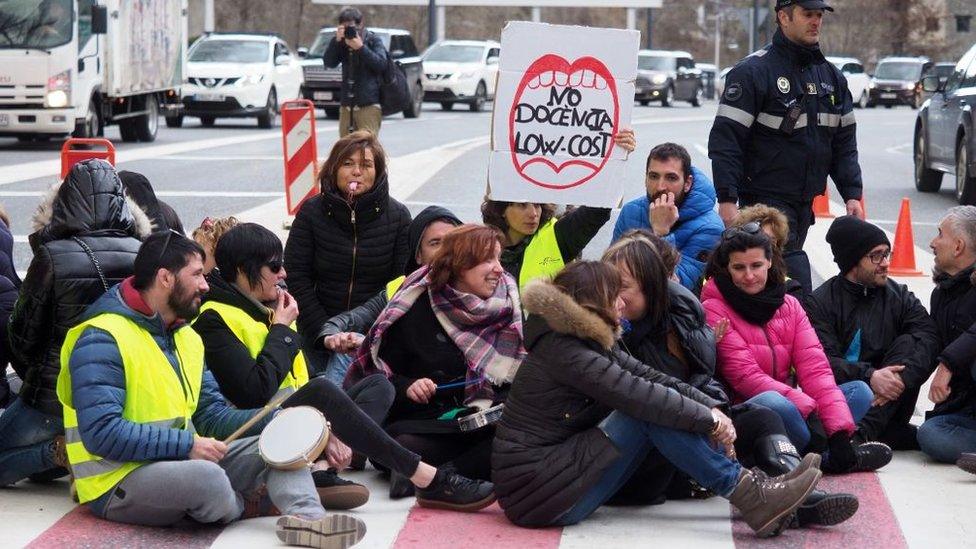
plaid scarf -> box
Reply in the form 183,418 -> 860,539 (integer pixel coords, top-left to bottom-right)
344,266 -> 526,407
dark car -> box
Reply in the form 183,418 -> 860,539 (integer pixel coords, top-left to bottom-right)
914,42 -> 976,204
634,50 -> 703,107
298,27 -> 424,119
868,56 -> 932,109
921,62 -> 956,101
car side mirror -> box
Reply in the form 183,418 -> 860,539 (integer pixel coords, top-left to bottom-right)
91,4 -> 107,34
486,56 -> 499,66
921,75 -> 941,93
275,54 -> 291,66
297,47 -> 309,58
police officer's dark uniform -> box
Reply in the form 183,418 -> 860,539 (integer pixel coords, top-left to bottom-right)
708,0 -> 862,254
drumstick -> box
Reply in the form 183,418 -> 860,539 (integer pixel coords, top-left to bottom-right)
224,391 -> 291,444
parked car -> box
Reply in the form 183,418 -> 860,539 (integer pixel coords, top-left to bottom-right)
697,62 -> 718,100
827,56 -> 871,108
634,50 -> 703,107
914,42 -> 976,204
298,27 -> 424,119
921,62 -> 956,101
181,33 -> 303,128
868,56 -> 932,109
421,40 -> 499,112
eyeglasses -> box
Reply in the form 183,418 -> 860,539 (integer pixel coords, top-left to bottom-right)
867,250 -> 891,264
721,221 -> 762,241
266,259 -> 283,273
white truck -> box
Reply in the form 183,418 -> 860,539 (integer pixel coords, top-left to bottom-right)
0,0 -> 187,143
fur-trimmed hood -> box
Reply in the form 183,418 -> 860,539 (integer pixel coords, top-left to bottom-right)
521,279 -> 618,350
30,159 -> 152,247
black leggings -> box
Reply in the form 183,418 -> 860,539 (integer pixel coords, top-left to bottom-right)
732,406 -> 790,467
392,430 -> 494,481
282,375 -> 421,478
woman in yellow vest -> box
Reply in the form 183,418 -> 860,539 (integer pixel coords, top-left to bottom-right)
193,223 -> 497,512
480,129 -> 636,292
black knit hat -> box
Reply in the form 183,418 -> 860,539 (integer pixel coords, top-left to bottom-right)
825,216 -> 890,274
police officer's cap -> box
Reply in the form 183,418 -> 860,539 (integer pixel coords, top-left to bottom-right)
775,0 -> 834,11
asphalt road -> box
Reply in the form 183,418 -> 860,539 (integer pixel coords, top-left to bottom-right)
0,99 -> 942,274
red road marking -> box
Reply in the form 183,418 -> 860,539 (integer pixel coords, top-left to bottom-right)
28,506 -> 224,548
731,472 -> 908,549
392,503 -> 563,549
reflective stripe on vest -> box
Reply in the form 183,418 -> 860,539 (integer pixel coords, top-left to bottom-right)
518,218 -> 565,292
57,314 -> 204,503
386,276 -> 406,300
197,301 -> 309,392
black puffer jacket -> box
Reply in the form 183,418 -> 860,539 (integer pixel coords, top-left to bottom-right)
492,280 -> 718,527
284,173 -> 411,339
807,276 -> 939,390
929,266 -> 976,417
9,159 -> 150,416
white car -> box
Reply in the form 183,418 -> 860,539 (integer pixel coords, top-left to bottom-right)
178,33 -> 304,128
421,40 -> 500,112
826,56 -> 871,109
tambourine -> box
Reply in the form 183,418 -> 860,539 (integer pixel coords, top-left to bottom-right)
258,406 -> 330,470
457,404 -> 504,432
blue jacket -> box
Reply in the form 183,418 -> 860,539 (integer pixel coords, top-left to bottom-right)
613,166 -> 724,289
66,285 -> 262,468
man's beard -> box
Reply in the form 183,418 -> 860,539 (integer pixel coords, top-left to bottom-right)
856,266 -> 887,288
168,278 -> 202,321
650,188 -> 686,208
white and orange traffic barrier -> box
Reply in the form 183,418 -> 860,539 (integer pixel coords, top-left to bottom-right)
281,99 -> 319,216
60,138 -> 115,179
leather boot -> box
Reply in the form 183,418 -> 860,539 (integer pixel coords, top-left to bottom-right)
728,468 -> 821,537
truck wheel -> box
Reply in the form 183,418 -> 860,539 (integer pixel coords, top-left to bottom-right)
638,99 -> 650,106
323,107 -> 340,119
165,115 -> 184,128
119,119 -> 139,142
404,81 -> 423,118
440,101 -> 453,111
257,88 -> 278,129
134,97 -> 158,142
72,98 -> 100,138
469,81 -> 487,112
914,125 -> 942,192
200,116 -> 216,127
690,86 -> 703,107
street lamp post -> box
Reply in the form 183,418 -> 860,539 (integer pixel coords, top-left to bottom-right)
428,0 -> 437,46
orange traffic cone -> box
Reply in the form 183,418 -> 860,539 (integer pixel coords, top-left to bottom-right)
813,189 -> 834,218
888,197 -> 923,277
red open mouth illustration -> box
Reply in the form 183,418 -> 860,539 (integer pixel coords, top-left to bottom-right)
508,54 -> 619,190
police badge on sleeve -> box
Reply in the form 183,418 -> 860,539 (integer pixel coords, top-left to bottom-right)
776,77 -> 791,94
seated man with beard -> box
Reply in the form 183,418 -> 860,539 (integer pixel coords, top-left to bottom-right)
613,142 -> 724,289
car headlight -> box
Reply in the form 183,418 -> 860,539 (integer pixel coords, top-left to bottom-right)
904,81 -> 916,90
46,70 -> 70,108
651,74 -> 667,85
868,81 -> 876,89
240,74 -> 266,86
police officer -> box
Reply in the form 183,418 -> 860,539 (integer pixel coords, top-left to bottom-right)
708,0 -> 864,256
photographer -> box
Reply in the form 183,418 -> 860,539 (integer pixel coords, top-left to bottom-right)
323,6 -> 388,137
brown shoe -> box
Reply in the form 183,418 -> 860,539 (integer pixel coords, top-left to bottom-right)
242,485 -> 281,519
275,514 -> 366,549
51,435 -> 68,469
312,470 -> 369,510
729,468 -> 821,538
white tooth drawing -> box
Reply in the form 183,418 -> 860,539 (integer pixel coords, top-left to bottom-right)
569,70 -> 584,87
594,75 -> 608,90
554,71 -> 569,86
581,69 -> 595,88
527,75 -> 541,89
539,70 -> 555,87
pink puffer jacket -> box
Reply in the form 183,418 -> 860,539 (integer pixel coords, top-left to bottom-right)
701,281 -> 855,436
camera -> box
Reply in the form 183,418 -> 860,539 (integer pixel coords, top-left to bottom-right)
344,25 -> 357,40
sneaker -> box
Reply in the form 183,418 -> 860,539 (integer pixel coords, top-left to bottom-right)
312,469 -> 369,510
852,441 -> 893,472
275,514 -> 365,549
388,471 -> 415,500
416,469 -> 496,512
795,489 -> 859,527
956,453 -> 976,475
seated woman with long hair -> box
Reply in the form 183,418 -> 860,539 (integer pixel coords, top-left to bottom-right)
701,225 -> 890,474
603,230 -> 857,527
345,224 -> 525,494
492,260 -> 822,537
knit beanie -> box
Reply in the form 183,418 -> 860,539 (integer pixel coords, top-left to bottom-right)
825,215 -> 890,274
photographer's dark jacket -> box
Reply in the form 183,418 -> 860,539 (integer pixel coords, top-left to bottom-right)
323,29 -> 388,107
929,266 -> 976,417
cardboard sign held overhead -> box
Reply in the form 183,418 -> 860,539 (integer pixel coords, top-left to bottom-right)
488,21 -> 639,207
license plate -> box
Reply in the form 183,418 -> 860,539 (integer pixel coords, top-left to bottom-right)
196,93 -> 225,102
0,114 -> 8,127
880,93 -> 897,99
313,91 -> 333,100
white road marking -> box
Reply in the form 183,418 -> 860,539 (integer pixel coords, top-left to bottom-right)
885,142 -> 912,155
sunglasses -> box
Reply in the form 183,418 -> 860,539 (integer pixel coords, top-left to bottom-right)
867,250 -> 891,265
156,229 -> 184,265
721,221 -> 762,241
266,259 -> 283,273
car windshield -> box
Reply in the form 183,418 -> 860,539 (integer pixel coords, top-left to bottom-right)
308,30 -> 390,57
926,65 -> 955,78
424,44 -> 483,63
638,56 -> 674,71
0,0 -> 73,50
874,62 -> 922,80
190,40 -> 270,63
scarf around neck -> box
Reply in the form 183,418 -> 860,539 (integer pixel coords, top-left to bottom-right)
344,265 -> 526,408
714,274 -> 786,326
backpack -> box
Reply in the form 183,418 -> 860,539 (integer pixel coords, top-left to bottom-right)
379,55 -> 411,116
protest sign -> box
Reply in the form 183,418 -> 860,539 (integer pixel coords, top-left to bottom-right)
488,21 -> 638,207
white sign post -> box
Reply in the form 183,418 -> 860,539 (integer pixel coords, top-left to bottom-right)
487,21 -> 639,207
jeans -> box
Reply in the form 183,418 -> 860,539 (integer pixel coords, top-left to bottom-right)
745,381 -> 872,450
917,410 -> 976,463
323,352 -> 355,387
556,411 -> 741,526
0,397 -> 64,486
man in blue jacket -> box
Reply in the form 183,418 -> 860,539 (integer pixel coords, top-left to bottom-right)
59,231 -> 364,548
613,142 -> 724,289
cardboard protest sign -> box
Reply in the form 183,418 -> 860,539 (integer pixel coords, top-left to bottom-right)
488,21 -> 639,207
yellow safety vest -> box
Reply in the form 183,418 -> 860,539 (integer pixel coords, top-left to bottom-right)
385,275 -> 406,300
197,301 -> 309,398
518,218 -> 565,292
57,314 -> 204,503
